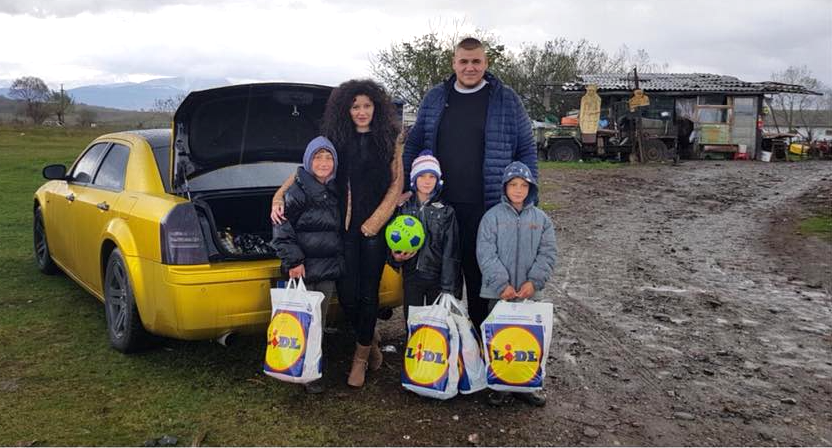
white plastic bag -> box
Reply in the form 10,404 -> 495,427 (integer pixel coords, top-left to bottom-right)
444,295 -> 487,394
481,300 -> 553,392
401,294 -> 460,400
263,278 -> 325,384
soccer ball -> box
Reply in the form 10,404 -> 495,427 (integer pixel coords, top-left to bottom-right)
385,214 -> 425,253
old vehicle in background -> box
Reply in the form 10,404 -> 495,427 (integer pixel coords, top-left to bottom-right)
538,95 -> 677,163
538,72 -> 818,162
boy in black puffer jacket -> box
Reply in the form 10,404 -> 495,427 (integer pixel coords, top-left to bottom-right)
271,136 -> 344,394
391,150 -> 460,327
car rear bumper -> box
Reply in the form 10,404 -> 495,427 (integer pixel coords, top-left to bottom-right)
135,258 -> 402,340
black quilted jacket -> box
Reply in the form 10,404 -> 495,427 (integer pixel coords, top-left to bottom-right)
271,167 -> 344,282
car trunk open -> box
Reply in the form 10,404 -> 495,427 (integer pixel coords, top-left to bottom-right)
172,83 -> 333,260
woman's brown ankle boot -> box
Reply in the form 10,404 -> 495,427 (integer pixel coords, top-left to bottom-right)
369,329 -> 383,371
347,343 -> 371,388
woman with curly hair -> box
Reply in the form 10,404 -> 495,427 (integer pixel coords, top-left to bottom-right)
271,79 -> 403,388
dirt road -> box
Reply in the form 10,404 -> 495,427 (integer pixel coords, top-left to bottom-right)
532,160 -> 832,446
290,161 -> 832,446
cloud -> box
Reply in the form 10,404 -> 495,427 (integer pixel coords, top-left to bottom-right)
0,0 -> 829,90
0,0 -> 199,17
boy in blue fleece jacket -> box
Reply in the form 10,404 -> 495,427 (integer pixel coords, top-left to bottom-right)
476,161 -> 556,406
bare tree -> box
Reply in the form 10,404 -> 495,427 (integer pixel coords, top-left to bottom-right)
371,28 -> 665,121
494,40 -> 665,120
370,23 -> 508,106
152,93 -> 186,115
50,85 -> 75,125
770,65 -> 824,142
497,39 -> 611,120
77,108 -> 98,127
608,45 -> 669,74
9,76 -> 51,124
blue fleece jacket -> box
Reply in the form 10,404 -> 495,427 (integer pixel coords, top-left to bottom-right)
476,162 -> 556,299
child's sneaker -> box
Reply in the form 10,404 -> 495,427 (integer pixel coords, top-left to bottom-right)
512,391 -> 546,407
487,391 -> 511,407
304,379 -> 325,394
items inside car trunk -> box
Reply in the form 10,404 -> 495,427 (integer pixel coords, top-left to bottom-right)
194,190 -> 276,260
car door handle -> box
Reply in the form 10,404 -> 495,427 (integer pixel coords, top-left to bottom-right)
97,202 -> 110,211
65,193 -> 75,202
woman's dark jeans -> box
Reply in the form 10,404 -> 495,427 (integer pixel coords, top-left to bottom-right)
337,231 -> 387,346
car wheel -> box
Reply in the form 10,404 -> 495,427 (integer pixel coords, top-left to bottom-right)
642,138 -> 668,163
33,207 -> 59,275
547,140 -> 580,162
104,248 -> 150,353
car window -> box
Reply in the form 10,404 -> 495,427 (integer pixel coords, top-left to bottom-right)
93,143 -> 130,190
70,143 -> 109,183
152,144 -> 171,192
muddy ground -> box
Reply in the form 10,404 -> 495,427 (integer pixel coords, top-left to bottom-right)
288,160 -> 832,446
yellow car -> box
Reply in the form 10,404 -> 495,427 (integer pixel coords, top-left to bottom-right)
33,83 -> 403,352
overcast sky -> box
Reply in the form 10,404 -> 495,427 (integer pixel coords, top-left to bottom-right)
1,0 -> 830,89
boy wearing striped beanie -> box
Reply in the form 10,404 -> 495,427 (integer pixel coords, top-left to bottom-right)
391,150 -> 460,326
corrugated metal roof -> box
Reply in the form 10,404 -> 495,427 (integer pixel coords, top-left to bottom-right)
561,73 -> 819,95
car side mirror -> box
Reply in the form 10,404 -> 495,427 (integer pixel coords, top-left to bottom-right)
42,164 -> 67,180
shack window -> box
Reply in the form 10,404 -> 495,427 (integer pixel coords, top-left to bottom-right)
644,96 -> 675,120
733,97 -> 755,115
675,98 -> 696,121
698,107 -> 729,123
699,95 -> 726,105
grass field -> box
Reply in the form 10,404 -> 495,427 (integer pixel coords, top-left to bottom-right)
538,160 -> 619,170
799,214 -> 832,241
0,126 -> 356,446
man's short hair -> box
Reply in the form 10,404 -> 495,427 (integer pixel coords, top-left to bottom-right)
455,37 -> 484,52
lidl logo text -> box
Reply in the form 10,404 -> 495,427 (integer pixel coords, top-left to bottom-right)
405,343 -> 445,364
271,336 -> 302,349
492,344 -> 538,363
403,326 -> 450,388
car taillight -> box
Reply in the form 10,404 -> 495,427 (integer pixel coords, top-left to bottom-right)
160,203 -> 209,265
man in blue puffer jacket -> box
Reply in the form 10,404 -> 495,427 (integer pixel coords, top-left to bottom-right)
404,37 -> 537,329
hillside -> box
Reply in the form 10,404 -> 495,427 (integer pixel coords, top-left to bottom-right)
0,76 -> 230,111
0,96 -> 170,128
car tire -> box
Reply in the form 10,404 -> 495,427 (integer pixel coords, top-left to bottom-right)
33,207 -> 59,275
547,140 -> 580,162
104,248 -> 151,353
642,138 -> 668,163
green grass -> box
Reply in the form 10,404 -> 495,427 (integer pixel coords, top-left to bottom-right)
0,126 -> 408,446
799,214 -> 832,241
538,202 -> 561,212
539,160 -> 619,170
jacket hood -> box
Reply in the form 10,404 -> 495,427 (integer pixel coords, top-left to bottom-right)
501,161 -> 538,208
302,136 -> 337,183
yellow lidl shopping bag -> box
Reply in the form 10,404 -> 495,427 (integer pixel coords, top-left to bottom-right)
402,294 -> 459,400
481,300 -> 553,392
264,278 -> 325,384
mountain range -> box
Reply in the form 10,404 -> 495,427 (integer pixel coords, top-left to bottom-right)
0,77 -> 230,111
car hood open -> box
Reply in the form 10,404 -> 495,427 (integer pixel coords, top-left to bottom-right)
171,83 -> 332,193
